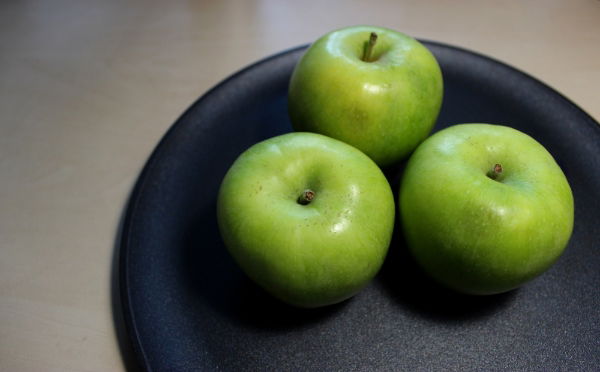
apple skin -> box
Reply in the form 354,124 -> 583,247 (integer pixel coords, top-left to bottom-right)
399,124 -> 574,295
288,25 -> 443,167
217,132 -> 395,308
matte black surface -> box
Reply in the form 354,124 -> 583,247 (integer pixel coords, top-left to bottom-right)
120,42 -> 600,371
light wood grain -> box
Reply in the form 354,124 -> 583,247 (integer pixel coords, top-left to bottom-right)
1,0 -> 598,370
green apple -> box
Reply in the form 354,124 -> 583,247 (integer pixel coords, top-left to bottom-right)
399,124 -> 574,295
288,25 -> 443,167
217,132 -> 395,307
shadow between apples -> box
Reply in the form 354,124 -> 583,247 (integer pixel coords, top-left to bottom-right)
378,160 -> 517,322
183,202 -> 344,332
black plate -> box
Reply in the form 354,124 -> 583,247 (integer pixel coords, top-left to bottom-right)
120,42 -> 600,371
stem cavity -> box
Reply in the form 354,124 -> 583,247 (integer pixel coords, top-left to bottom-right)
487,163 -> 503,181
362,32 -> 378,62
297,189 -> 315,205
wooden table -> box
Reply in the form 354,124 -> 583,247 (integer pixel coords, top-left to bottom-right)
1,0 -> 598,370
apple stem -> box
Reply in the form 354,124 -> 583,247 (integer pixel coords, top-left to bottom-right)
487,163 -> 503,180
297,189 -> 315,205
362,32 -> 378,62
